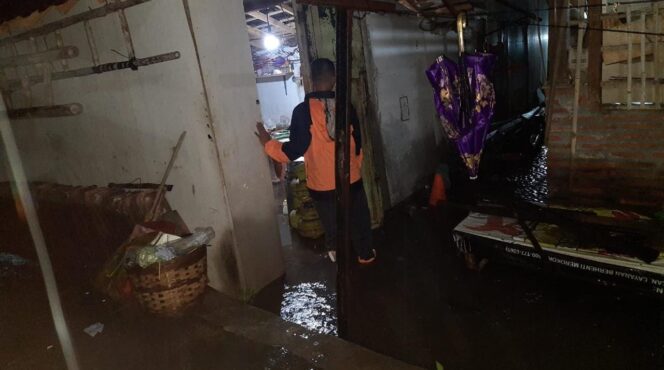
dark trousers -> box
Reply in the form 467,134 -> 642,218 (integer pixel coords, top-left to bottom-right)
310,181 -> 373,259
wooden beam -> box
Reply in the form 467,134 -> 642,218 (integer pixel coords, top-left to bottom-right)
0,0 -> 151,48
587,0 -> 602,107
246,26 -> 267,49
641,10 -> 647,104
296,0 -> 397,13
280,3 -> 295,15
243,0 -> 287,12
398,0 -> 420,13
427,3 -> 472,16
247,10 -> 294,35
627,5 -> 633,109
441,0 -> 459,17
654,3 -> 660,106
602,44 -> 653,64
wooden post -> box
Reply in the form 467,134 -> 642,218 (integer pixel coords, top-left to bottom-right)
335,7 -> 353,339
655,4 -> 661,107
641,10 -> 647,106
570,21 -> 586,179
544,0 -> 568,145
587,0 -> 602,107
627,5 -> 633,109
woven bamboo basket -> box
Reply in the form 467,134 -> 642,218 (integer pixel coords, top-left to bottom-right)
129,246 -> 207,317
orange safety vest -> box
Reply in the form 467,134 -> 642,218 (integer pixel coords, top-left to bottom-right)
264,91 -> 363,192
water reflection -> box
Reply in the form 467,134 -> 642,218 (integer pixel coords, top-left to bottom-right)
481,146 -> 549,204
280,281 -> 337,336
505,146 -> 549,203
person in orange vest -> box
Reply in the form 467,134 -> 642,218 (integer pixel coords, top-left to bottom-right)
256,58 -> 376,264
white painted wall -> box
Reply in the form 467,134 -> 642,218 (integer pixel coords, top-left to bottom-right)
0,0 -> 283,295
363,14 -> 457,206
256,75 -> 304,129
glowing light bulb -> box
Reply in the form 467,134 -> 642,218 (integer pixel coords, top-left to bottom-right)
263,33 -> 281,51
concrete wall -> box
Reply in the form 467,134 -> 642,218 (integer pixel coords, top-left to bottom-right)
256,75 -> 305,129
362,14 -> 455,206
0,0 -> 284,295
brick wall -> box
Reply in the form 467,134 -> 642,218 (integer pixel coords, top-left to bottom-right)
547,86 -> 664,210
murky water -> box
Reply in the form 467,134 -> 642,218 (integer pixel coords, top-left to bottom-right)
280,281 -> 337,336
504,146 -> 549,203
479,145 -> 549,204
271,146 -> 549,339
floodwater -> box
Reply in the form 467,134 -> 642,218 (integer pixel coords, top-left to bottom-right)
475,145 -> 549,204
502,146 -> 549,203
281,281 -> 337,336
252,210 -> 338,337
254,147 -> 664,370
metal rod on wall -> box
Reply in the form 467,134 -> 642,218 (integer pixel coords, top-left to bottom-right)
334,7 -> 353,339
1,51 -> 181,91
0,0 -> 151,48
7,103 -> 83,120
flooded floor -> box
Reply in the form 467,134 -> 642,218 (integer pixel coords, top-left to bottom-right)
253,147 -> 664,370
0,188 -> 417,370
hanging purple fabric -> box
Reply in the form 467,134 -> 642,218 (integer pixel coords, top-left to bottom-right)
426,53 -> 496,179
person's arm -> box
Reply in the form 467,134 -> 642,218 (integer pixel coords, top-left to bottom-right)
263,103 -> 311,163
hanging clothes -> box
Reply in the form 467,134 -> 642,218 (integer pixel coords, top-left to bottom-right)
426,53 -> 497,179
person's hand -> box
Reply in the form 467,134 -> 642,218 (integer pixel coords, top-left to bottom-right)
255,122 -> 271,146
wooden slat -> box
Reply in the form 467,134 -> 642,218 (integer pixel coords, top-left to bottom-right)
603,61 -> 657,80
602,44 -> 653,64
627,5 -> 633,109
602,12 -> 663,47
656,4 -> 662,106
603,80 -> 658,105
246,10 -> 294,35
571,22 -> 586,159
641,10 -> 647,105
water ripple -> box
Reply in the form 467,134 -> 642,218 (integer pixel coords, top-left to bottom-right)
280,281 -> 337,336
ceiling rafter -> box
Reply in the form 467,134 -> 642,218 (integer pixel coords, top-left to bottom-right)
280,3 -> 295,15
246,10 -> 295,35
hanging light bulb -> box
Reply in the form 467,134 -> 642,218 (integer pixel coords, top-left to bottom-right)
262,11 -> 281,51
263,33 -> 281,50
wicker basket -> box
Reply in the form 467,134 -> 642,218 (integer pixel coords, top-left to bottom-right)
129,247 -> 207,317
